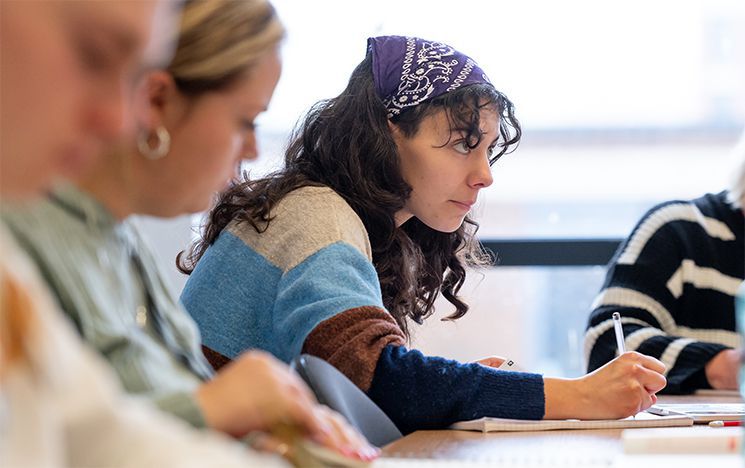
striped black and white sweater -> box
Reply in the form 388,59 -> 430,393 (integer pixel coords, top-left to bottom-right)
585,191 -> 744,394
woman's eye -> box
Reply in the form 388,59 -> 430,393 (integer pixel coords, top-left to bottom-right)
79,42 -> 112,72
74,32 -> 117,73
452,141 -> 470,155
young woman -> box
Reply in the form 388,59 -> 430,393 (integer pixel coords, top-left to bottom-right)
1,2 -> 285,466
2,0 -> 375,461
179,35 -> 668,435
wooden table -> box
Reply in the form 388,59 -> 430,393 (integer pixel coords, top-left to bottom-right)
379,393 -> 743,466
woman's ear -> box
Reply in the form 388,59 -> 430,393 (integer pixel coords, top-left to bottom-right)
133,70 -> 179,131
388,119 -> 403,144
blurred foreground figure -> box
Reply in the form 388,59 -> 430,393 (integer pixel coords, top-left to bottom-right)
0,1 -> 284,466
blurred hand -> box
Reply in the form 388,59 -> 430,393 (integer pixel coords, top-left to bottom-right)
197,350 -> 322,438
545,351 -> 666,420
705,348 -> 742,390
250,410 -> 379,465
196,350 -> 378,460
308,406 -> 379,461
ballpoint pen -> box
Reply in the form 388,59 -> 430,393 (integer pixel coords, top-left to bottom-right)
612,312 -> 626,354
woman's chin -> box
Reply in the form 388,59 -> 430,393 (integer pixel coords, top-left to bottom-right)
418,217 -> 465,233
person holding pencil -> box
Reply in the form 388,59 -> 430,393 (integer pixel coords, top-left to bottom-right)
179,35 -> 668,434
586,148 -> 745,394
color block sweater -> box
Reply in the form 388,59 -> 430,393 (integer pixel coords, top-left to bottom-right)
182,186 -> 545,434
584,191 -> 745,393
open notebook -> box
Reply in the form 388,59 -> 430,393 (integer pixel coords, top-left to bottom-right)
451,410 -> 693,432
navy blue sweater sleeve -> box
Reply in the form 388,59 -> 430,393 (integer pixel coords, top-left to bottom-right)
369,345 -> 545,434
303,307 -> 546,434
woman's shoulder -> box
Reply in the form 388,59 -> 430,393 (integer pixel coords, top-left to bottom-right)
226,185 -> 373,271
630,193 -> 735,238
278,185 -> 353,211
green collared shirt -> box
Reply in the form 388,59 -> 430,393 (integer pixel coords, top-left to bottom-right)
2,185 -> 212,427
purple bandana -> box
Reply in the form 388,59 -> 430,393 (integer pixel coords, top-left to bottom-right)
368,35 -> 492,119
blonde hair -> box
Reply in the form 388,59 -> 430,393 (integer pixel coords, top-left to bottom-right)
168,0 -> 284,94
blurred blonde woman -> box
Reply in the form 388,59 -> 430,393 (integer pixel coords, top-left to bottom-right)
1,1 -> 287,467
3,0 -> 376,462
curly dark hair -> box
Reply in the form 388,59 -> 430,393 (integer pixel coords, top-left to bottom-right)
178,52 -> 521,339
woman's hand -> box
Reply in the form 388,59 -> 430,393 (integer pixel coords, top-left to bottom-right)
196,350 -> 378,460
544,351 -> 666,420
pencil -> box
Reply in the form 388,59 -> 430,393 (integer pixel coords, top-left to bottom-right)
612,312 -> 626,354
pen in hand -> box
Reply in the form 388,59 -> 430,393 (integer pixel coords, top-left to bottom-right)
613,312 -> 642,417
612,312 -> 626,355
612,312 -> 666,414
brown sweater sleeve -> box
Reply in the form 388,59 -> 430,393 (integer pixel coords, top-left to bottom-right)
301,306 -> 406,392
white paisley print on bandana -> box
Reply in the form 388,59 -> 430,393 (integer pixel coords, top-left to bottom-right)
384,38 -> 463,118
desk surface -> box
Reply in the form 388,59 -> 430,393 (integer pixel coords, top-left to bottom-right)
380,393 -> 743,466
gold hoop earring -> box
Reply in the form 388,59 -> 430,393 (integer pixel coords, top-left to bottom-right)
137,126 -> 170,160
